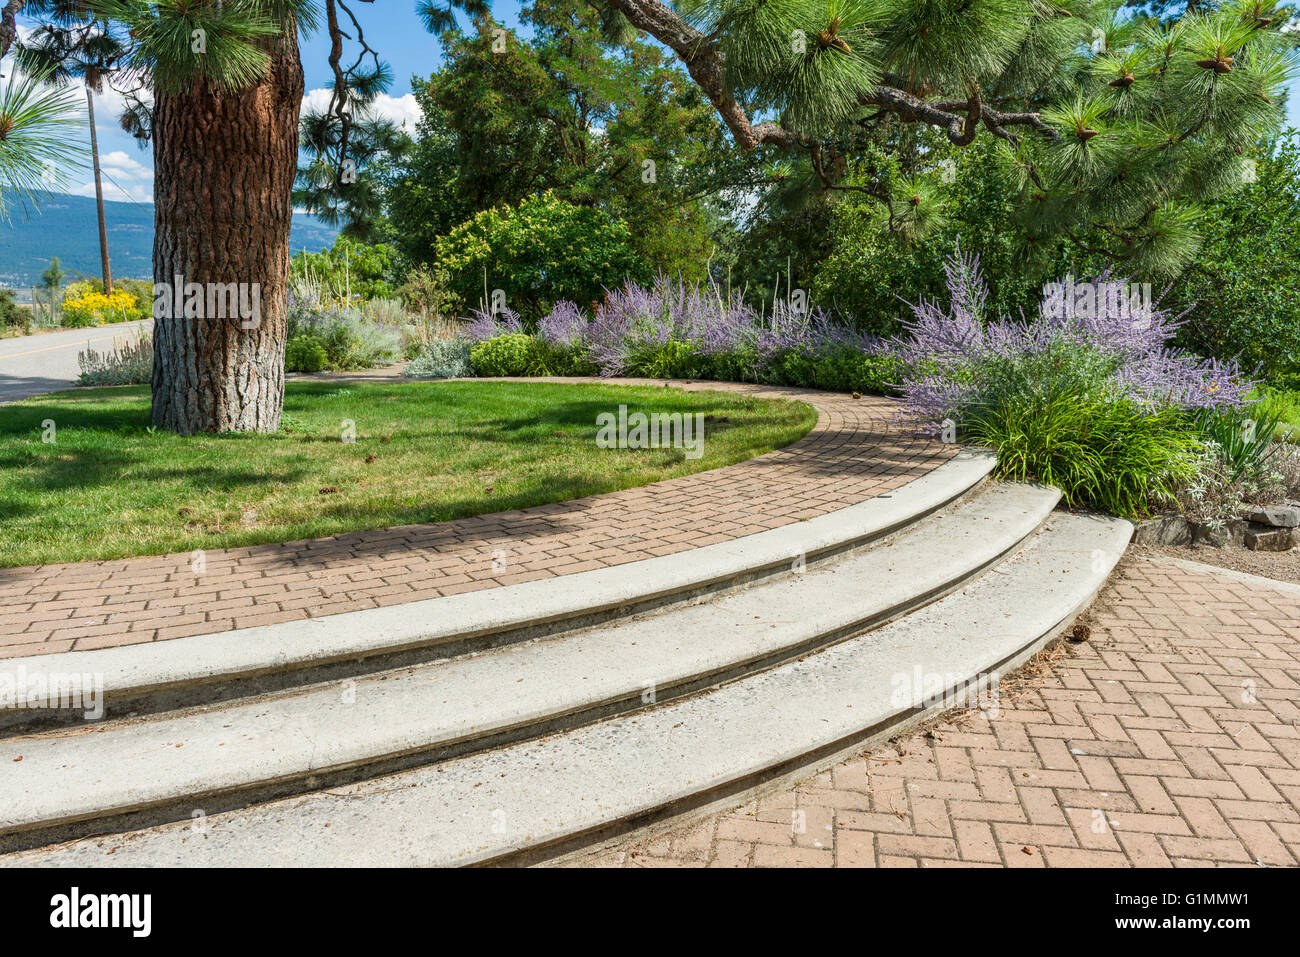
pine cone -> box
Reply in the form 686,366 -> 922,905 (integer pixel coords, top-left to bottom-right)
817,31 -> 852,54
1077,128 -> 1099,141
1196,57 -> 1233,73
1109,73 -> 1135,88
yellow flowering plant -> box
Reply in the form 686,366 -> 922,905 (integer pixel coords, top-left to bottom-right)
62,289 -> 140,328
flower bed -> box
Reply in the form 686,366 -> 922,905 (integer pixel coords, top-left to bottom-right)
419,274 -> 900,395
885,250 -> 1299,521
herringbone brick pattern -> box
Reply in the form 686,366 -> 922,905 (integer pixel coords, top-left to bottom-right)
0,380 -> 952,657
573,556 -> 1300,868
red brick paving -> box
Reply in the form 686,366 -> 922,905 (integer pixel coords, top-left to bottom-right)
0,379 -> 953,658
572,556 -> 1300,868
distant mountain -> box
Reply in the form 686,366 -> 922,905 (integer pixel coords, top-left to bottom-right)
0,191 -> 339,292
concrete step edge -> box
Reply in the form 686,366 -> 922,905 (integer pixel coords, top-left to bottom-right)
0,511 -> 1132,866
0,479 -> 1050,849
0,450 -> 995,731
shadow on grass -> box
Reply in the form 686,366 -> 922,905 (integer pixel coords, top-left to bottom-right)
0,379 -> 828,569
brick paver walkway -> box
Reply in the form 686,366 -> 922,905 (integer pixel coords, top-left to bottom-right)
0,380 -> 953,658
574,555 -> 1300,868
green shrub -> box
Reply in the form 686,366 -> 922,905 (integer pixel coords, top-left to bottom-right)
624,340 -> 702,379
707,348 -> 761,385
1,290 -> 30,334
436,192 -> 649,321
1252,388 -> 1300,443
535,340 -> 599,377
760,347 -> 900,394
404,338 -> 472,379
285,336 -> 329,373
288,310 -> 402,371
812,348 -> 899,394
964,393 -> 1200,519
470,334 -> 548,377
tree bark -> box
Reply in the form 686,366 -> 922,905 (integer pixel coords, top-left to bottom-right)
150,27 -> 303,435
86,86 -> 112,296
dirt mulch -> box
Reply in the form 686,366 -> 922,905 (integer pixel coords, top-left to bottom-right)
1131,542 -> 1300,584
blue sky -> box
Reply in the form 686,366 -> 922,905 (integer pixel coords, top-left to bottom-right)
11,2 -> 1300,204
299,2 -> 525,93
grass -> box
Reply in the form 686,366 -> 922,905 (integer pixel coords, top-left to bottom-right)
0,380 -> 816,568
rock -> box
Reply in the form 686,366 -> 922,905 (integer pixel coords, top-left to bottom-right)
1132,515 -> 1193,547
1194,520 -> 1248,548
1244,525 -> 1294,551
1245,505 -> 1300,528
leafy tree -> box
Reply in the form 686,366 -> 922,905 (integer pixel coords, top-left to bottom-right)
291,235 -> 404,299
396,1 -> 769,277
384,102 -> 475,263
433,191 -> 649,319
1168,132 -> 1300,384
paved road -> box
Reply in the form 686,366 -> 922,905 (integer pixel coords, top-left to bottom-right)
0,319 -> 152,403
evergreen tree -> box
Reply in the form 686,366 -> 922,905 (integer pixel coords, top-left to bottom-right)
571,0 -> 1299,276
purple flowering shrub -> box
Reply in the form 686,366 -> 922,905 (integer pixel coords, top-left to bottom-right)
537,300 -> 588,349
888,249 -> 1253,423
511,275 -> 896,392
886,249 -> 1263,518
463,305 -> 523,343
576,275 -> 763,377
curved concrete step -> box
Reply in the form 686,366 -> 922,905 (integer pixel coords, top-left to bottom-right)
0,450 -> 996,732
0,481 -> 1056,852
0,511 -> 1131,867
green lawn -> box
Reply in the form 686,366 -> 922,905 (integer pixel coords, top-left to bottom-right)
0,380 -> 816,568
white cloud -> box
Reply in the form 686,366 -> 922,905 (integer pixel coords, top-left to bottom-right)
69,178 -> 151,204
98,150 -> 153,181
301,88 -> 422,133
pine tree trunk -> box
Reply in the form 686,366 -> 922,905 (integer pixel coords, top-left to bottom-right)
86,87 -> 112,297
149,29 -> 303,435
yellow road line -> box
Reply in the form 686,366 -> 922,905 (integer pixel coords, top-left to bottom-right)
1,323 -> 149,359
